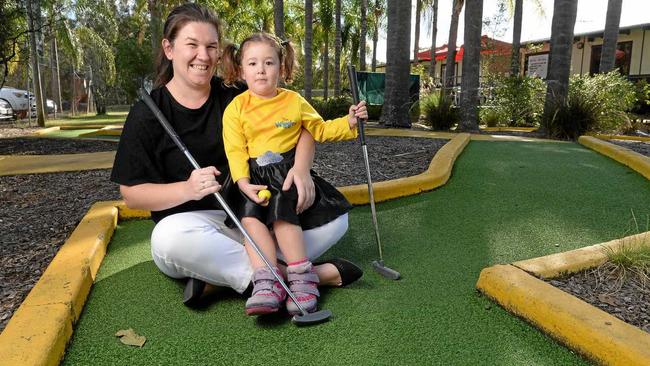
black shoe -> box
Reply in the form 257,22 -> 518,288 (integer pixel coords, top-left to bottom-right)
315,258 -> 363,287
183,277 -> 206,307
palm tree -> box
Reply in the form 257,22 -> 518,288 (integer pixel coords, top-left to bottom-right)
507,0 -> 544,76
274,0 -> 285,39
428,0 -> 438,79
459,0 -> 482,132
304,0 -> 313,101
413,0 -> 423,63
599,0 -> 623,73
542,0 -> 578,133
370,0 -> 385,72
334,0 -> 342,96
26,0 -> 46,126
444,0 -> 464,90
380,0 -> 411,128
320,0 -> 333,99
359,0 -> 367,70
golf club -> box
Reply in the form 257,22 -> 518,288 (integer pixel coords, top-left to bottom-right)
138,88 -> 332,325
346,66 -> 401,280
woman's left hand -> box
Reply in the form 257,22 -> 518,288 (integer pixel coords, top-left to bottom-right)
348,101 -> 368,128
283,166 -> 315,214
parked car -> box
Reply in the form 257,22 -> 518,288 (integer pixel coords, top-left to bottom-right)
46,99 -> 57,114
0,87 -> 30,118
0,98 -> 14,121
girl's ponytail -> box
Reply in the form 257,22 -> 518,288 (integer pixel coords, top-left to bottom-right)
220,42 -> 241,87
281,40 -> 297,84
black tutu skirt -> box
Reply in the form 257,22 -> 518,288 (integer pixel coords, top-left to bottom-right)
233,149 -> 352,230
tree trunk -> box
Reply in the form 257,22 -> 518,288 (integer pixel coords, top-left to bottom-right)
323,34 -> 329,100
429,0 -> 438,79
360,0 -> 367,71
413,0 -> 422,63
459,0 -> 483,132
380,0 -> 411,128
542,0 -> 578,133
148,0 -> 162,58
50,36 -> 62,117
334,0 -> 342,96
26,0 -> 45,126
599,0 -> 623,73
510,0 -> 523,76
304,0 -> 313,102
372,19 -> 379,71
274,0 -> 285,39
444,0 -> 464,91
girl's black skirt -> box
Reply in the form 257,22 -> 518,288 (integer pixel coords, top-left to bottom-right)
233,149 -> 352,230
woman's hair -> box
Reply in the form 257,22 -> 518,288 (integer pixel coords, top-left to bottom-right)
221,32 -> 297,87
154,3 -> 224,87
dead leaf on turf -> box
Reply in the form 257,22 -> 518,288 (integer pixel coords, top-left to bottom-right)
597,294 -> 619,307
115,328 -> 146,347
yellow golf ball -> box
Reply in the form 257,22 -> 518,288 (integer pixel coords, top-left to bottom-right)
258,189 -> 272,202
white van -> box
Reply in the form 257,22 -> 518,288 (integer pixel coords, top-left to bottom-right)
0,87 -> 31,118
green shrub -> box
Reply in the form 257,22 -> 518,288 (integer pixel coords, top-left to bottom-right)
568,71 -> 636,133
544,92 -> 600,140
632,79 -> 650,114
492,75 -> 545,127
414,91 -> 459,130
311,95 -> 354,120
367,104 -> 382,121
479,107 -> 501,127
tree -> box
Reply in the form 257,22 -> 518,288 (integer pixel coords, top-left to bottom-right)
541,0 -> 578,133
459,0 -> 483,132
304,0 -> 313,101
334,0 -> 342,96
413,0 -> 423,63
428,0 -> 438,79
507,0 -> 544,76
320,0 -> 333,99
443,0 -> 464,90
380,0 -> 411,128
274,0 -> 285,39
0,1 -> 28,89
599,0 -> 623,73
370,0 -> 385,71
26,0 -> 46,126
359,0 -> 367,70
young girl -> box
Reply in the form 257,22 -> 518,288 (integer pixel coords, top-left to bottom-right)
221,33 -> 367,316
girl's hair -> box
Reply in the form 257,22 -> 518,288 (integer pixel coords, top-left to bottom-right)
154,3 -> 224,87
221,33 -> 297,87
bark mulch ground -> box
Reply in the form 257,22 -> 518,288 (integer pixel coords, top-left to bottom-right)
0,130 -> 444,332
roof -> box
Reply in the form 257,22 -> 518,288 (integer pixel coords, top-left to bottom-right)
521,22 -> 650,45
414,35 -> 511,62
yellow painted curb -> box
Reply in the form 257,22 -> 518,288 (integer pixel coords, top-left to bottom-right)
591,134 -> 650,142
482,126 -> 538,132
476,264 -> 650,365
34,127 -> 61,135
514,232 -> 650,279
0,152 -> 116,176
477,231 -> 650,365
0,201 -> 118,366
338,133 -> 470,204
579,136 -> 650,180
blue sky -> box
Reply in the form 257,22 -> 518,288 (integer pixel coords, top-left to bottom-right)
376,0 -> 650,62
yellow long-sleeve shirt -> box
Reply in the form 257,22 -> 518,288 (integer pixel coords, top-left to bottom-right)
223,88 -> 358,182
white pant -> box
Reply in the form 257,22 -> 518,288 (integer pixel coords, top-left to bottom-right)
150,210 -> 348,293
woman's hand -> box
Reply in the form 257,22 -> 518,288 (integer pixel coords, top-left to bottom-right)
347,101 -> 368,129
283,166 -> 315,214
237,178 -> 268,205
186,166 -> 221,201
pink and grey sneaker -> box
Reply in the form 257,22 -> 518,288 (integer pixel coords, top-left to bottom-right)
245,267 -> 287,316
285,260 -> 320,316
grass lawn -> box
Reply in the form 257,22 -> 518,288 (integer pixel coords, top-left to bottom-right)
63,140 -> 650,365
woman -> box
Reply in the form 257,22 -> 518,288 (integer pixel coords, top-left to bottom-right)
110,3 -> 362,307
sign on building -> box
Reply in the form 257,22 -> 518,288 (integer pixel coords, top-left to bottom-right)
527,53 -> 549,78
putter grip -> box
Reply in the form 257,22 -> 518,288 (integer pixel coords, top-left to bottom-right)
346,65 -> 366,146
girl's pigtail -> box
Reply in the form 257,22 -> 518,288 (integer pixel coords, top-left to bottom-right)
281,40 -> 297,84
220,42 -> 240,87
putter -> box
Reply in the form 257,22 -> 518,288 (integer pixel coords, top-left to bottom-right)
138,89 -> 332,325
346,66 -> 401,280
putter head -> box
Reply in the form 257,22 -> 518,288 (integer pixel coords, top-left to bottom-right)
292,309 -> 332,326
371,260 -> 401,280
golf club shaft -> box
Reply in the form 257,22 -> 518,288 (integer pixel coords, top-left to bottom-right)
138,89 -> 309,317
361,145 -> 383,261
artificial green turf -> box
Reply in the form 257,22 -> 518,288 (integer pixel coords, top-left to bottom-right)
63,140 -> 650,365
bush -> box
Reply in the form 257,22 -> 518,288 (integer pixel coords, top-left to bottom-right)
544,92 -> 600,140
491,75 -> 545,127
311,95 -> 354,120
367,104 -> 382,121
414,91 -> 459,130
568,71 -> 636,133
479,107 -> 501,127
632,79 -> 650,115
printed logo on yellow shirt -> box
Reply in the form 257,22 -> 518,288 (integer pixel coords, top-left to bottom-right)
275,120 -> 296,129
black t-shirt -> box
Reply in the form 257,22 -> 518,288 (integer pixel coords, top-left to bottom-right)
111,76 -> 245,223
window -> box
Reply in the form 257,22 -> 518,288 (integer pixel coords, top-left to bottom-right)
589,41 -> 633,75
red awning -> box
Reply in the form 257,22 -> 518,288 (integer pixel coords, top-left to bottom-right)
415,35 -> 511,62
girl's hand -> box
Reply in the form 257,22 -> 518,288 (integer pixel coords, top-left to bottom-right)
283,166 -> 315,214
348,100 -> 368,129
186,167 -> 221,200
237,179 -> 269,205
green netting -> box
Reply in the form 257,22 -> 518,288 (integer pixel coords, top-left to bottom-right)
355,71 -> 420,105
